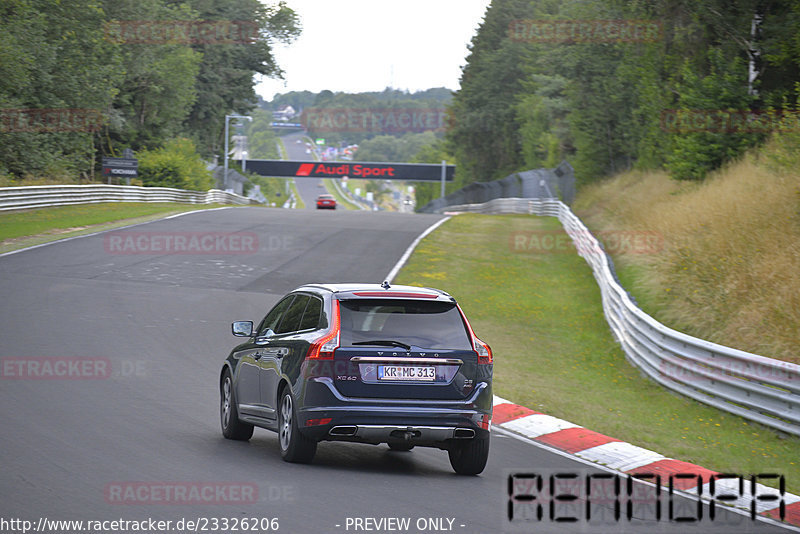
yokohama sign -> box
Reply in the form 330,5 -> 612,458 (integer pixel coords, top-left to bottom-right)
244,160 -> 455,181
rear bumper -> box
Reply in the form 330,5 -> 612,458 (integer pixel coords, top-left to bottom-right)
329,424 -> 478,446
296,377 -> 492,447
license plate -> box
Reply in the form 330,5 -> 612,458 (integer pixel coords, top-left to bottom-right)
377,365 -> 436,381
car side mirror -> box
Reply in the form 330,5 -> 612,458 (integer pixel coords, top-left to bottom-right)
231,321 -> 254,337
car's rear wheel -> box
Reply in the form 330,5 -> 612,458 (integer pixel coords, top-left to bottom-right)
278,387 -> 317,463
448,437 -> 489,475
220,369 -> 253,441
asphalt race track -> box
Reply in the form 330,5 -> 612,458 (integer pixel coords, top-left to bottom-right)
279,131 -> 329,208
0,207 -> 791,533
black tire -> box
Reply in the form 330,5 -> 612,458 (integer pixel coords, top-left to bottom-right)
388,442 -> 415,452
278,387 -> 317,463
448,437 -> 489,475
220,369 -> 254,441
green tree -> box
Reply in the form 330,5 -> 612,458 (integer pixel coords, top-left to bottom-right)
0,0 -> 120,178
296,88 -> 452,147
244,108 -> 279,159
444,0 -> 799,186
102,0 -> 201,152
666,52 -> 758,180
516,74 -> 571,170
184,0 -> 300,158
138,137 -> 213,190
354,132 -> 438,162
446,0 -> 533,186
411,138 -> 452,209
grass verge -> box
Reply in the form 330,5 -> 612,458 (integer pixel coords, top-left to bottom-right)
395,214 -> 800,492
288,180 -> 305,209
276,137 -> 288,160
324,179 -> 360,210
0,203 -> 231,253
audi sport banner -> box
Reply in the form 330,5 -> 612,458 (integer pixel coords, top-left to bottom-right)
243,160 -> 454,182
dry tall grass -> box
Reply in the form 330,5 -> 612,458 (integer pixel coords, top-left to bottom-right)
575,153 -> 800,363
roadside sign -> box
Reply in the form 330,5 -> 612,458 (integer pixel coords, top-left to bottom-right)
102,157 -> 138,178
242,159 -> 454,182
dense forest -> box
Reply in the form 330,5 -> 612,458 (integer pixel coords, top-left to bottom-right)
445,0 -> 800,188
0,0 -> 299,183
4,0 -> 800,199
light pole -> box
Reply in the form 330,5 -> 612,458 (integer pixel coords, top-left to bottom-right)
241,151 -> 248,173
440,160 -> 446,198
224,114 -> 252,191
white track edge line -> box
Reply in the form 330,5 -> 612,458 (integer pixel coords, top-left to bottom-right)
0,206 -> 234,258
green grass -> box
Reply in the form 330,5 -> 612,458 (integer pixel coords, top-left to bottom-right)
610,258 -> 665,319
395,214 -> 800,493
276,138 -> 288,160
323,179 -> 360,210
288,180 -> 305,209
0,202 -> 230,253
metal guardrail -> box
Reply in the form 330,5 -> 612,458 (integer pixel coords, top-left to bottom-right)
443,197 -> 561,216
0,184 -> 258,212
329,178 -> 368,210
282,191 -> 297,209
418,161 -> 576,213
442,197 -> 800,436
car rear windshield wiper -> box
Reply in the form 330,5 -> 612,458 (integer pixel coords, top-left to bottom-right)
352,340 -> 412,351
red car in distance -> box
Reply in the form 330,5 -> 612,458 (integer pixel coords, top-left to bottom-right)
316,194 -> 336,210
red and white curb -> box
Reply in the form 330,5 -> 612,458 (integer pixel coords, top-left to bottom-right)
492,395 -> 800,527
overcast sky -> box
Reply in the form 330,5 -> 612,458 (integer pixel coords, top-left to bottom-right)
255,0 -> 492,100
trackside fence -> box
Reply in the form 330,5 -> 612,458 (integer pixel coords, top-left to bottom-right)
440,197 -> 800,437
0,184 -> 259,212
418,161 -> 575,214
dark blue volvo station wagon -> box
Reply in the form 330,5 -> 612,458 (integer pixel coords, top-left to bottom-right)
220,282 -> 493,474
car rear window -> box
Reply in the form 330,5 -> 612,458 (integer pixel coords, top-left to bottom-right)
338,299 -> 472,350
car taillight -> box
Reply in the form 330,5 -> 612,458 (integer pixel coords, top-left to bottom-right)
457,304 -> 493,364
306,418 -> 332,427
306,300 -> 340,360
479,413 -> 491,430
473,337 -> 493,365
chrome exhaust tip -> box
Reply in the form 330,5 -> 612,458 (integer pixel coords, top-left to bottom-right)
453,428 -> 475,439
329,425 -> 358,436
